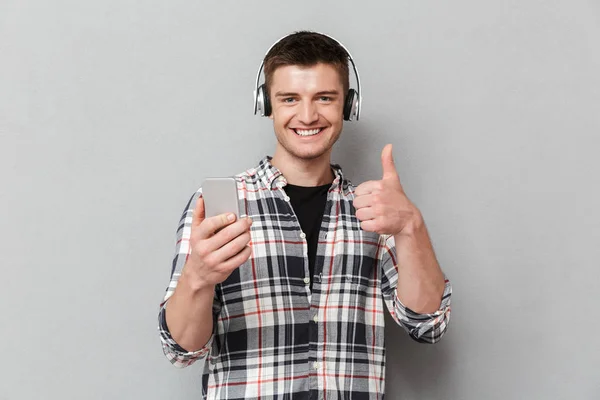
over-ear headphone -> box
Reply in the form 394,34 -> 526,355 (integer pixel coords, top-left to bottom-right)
253,32 -> 363,121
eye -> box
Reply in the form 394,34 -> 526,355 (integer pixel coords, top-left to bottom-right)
282,97 -> 296,103
319,96 -> 332,102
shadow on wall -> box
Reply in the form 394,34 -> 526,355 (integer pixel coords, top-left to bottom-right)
332,111 -> 414,185
331,121 -> 375,182
335,115 -> 457,398
384,312 -> 456,399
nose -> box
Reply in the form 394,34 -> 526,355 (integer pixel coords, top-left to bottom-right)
297,100 -> 319,125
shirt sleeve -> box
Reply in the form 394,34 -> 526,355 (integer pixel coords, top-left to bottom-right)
157,188 -> 218,368
378,234 -> 452,344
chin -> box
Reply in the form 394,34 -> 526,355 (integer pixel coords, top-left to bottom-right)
290,142 -> 335,160
293,150 -> 328,161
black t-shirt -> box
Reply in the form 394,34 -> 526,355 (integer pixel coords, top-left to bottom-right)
284,182 -> 331,290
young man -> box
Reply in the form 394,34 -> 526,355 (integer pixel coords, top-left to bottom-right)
159,31 -> 452,399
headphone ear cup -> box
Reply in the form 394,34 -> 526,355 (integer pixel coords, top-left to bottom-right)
343,89 -> 357,121
264,88 -> 272,117
257,84 -> 272,117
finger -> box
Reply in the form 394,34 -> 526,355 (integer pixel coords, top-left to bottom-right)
220,245 -> 253,272
352,193 -> 374,209
212,230 -> 252,264
359,219 -> 379,233
197,212 -> 238,240
207,217 -> 252,253
355,206 -> 376,221
381,144 -> 398,180
191,196 -> 205,228
354,180 -> 383,197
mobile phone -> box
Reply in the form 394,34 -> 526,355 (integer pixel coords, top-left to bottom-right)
201,177 -> 241,219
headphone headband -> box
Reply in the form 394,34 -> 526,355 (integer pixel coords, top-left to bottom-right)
253,31 -> 362,121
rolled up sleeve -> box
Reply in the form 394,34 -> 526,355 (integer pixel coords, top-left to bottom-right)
379,234 -> 452,344
158,300 -> 214,368
157,189 -> 215,367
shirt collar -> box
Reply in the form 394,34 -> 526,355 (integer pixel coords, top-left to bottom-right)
253,156 -> 348,195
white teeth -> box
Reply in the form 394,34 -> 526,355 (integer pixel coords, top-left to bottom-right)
295,128 -> 321,136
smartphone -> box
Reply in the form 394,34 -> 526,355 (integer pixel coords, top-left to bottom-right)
202,177 -> 241,219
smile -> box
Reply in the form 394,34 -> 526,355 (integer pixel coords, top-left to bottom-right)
293,128 -> 325,137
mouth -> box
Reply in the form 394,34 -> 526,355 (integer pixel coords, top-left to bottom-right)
292,127 -> 326,137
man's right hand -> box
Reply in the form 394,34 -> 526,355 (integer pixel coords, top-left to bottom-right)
182,195 -> 253,290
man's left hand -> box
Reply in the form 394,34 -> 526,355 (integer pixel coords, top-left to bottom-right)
353,144 -> 422,236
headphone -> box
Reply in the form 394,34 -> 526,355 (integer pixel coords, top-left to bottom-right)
253,32 -> 363,121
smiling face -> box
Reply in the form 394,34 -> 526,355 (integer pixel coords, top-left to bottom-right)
269,63 -> 345,161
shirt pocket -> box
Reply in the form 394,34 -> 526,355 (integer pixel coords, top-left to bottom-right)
339,231 -> 379,280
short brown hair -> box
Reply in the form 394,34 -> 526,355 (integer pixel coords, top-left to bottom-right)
263,31 -> 350,96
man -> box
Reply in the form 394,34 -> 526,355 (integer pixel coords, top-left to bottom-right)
158,31 -> 452,399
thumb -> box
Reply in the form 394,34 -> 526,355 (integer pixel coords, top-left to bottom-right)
381,144 -> 398,180
192,195 -> 205,227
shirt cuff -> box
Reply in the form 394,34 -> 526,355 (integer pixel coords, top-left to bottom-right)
396,278 -> 451,316
393,278 -> 452,343
158,304 -> 213,368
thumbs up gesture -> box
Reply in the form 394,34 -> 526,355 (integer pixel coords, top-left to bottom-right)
353,144 -> 421,236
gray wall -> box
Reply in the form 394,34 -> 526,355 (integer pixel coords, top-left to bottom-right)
1,0 -> 599,399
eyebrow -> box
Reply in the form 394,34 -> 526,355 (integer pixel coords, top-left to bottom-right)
274,90 -> 341,97
315,90 -> 340,96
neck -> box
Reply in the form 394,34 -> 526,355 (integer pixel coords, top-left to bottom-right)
271,148 -> 334,187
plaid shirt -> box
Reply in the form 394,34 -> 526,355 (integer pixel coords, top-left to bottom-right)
158,156 -> 452,399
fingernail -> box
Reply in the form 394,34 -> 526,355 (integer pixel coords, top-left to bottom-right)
227,214 -> 235,221
247,217 -> 253,225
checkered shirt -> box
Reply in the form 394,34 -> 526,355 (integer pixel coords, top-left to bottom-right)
158,156 -> 452,399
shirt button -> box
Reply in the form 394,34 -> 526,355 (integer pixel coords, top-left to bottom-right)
284,195 -> 290,202
303,277 -> 310,285
300,232 -> 306,239
313,315 -> 318,323
313,361 -> 320,370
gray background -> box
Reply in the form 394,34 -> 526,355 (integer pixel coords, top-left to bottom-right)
1,0 -> 599,399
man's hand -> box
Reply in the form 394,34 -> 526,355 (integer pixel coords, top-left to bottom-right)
165,196 -> 252,352
353,144 -> 422,236
354,144 -> 446,314
182,196 -> 253,290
